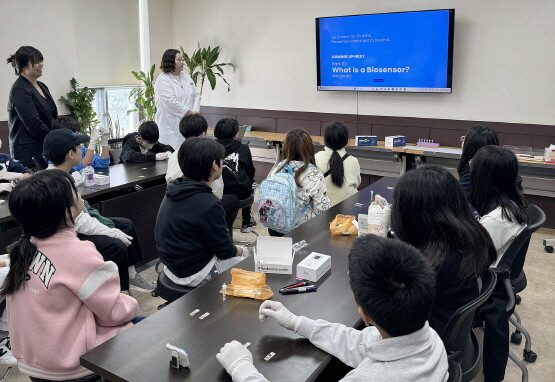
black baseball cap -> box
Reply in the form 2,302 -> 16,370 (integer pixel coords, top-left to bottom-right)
43,128 -> 90,159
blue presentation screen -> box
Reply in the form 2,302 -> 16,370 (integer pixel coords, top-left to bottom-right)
316,9 -> 454,93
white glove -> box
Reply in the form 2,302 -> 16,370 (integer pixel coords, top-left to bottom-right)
0,183 -> 14,193
108,228 -> 133,246
259,301 -> 302,332
155,152 -> 171,161
216,340 -> 254,378
237,245 -> 249,257
100,128 -> 110,147
0,165 -> 24,181
88,127 -> 102,150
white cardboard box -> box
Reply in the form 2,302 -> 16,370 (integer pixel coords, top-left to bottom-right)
296,252 -> 331,282
254,236 -> 294,274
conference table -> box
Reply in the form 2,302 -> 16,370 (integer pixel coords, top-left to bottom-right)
80,176 -> 398,382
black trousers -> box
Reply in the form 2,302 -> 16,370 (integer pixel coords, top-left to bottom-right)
476,282 -> 512,382
78,217 -> 143,291
268,228 -> 285,237
221,194 -> 240,231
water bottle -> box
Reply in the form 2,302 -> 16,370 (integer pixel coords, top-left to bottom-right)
83,162 -> 95,186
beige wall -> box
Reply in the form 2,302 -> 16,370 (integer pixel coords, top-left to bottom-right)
172,0 -> 555,125
148,0 -> 174,74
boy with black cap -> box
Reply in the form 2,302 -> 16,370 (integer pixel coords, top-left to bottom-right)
120,121 -> 174,163
43,128 -> 155,292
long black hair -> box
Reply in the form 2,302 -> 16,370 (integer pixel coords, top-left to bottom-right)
457,125 -> 499,177
0,170 -> 78,295
470,146 -> 528,224
391,165 -> 496,279
6,46 -> 43,76
324,122 -> 349,188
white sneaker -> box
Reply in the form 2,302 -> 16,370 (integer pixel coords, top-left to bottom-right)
129,274 -> 156,291
0,337 -> 17,366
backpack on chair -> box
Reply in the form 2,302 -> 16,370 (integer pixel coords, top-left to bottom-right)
258,164 -> 308,233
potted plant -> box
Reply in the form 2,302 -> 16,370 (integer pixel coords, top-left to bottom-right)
128,64 -> 156,121
59,78 -> 99,136
180,43 -> 236,95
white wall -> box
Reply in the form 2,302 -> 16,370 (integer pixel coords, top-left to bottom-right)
148,0 -> 174,73
173,0 -> 555,125
0,0 -> 141,120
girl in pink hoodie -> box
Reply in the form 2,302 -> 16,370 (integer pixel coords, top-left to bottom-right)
1,169 -> 139,381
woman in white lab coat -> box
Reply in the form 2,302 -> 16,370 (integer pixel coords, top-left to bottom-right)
154,49 -> 201,149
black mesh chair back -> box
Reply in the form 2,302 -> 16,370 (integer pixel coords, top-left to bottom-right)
32,155 -> 48,170
447,357 -> 463,382
441,269 -> 497,381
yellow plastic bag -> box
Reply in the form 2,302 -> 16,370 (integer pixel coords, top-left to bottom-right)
329,214 -> 358,236
220,268 -> 274,300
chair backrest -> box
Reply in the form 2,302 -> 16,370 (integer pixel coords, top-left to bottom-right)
442,269 -> 497,352
497,205 -> 545,280
447,358 -> 463,382
32,155 -> 48,170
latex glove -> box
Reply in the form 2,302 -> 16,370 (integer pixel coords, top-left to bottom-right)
155,152 -> 171,161
0,183 -> 14,193
108,228 -> 133,246
0,165 -> 25,182
88,127 -> 102,150
259,301 -> 302,332
216,340 -> 253,378
236,245 -> 249,257
100,128 -> 110,147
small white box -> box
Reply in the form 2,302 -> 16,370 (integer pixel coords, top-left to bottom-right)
254,236 -> 294,274
296,252 -> 331,282
94,174 -> 110,185
384,135 -> 407,147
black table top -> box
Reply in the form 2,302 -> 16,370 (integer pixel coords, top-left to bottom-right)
0,162 -> 169,223
80,177 -> 398,382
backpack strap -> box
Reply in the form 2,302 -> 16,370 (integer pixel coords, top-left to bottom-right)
324,154 -> 350,178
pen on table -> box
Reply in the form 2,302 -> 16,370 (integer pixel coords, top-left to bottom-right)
279,280 -> 310,292
279,286 -> 317,295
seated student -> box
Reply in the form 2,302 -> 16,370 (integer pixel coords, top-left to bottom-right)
52,116 -> 110,172
0,137 -> 30,193
2,169 -> 138,382
214,118 -> 257,232
315,122 -> 361,205
457,125 -> 499,196
217,235 -> 449,382
263,128 -> 331,236
155,137 -> 248,287
391,165 -> 496,337
470,146 -> 528,382
43,128 -> 155,292
120,120 -> 174,163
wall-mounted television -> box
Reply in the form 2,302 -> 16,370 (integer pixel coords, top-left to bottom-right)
316,9 -> 455,93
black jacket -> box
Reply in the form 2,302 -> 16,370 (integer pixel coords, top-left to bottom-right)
119,132 -> 174,163
8,76 -> 58,168
216,138 -> 255,197
155,177 -> 237,278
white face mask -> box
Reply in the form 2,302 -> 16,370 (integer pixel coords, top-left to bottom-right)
141,142 -> 154,150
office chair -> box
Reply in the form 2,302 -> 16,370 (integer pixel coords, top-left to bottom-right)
491,204 -> 545,381
441,269 -> 497,382
32,155 -> 48,171
447,355 -> 463,382
151,261 -> 195,310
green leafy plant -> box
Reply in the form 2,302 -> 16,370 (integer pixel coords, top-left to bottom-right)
128,64 -> 156,121
180,43 -> 236,96
58,78 -> 99,136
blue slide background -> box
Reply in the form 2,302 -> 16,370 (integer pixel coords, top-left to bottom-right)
318,10 -> 451,88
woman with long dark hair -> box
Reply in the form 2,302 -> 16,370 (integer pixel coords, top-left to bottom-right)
154,48 -> 201,150
315,122 -> 361,205
391,165 -> 496,337
7,46 -> 58,169
2,170 -> 138,382
457,125 -> 499,195
470,146 -> 528,266
265,128 -> 331,236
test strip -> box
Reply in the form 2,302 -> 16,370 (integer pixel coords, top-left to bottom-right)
264,352 -> 275,361
189,309 -> 200,316
199,312 -> 210,320
244,342 -> 251,348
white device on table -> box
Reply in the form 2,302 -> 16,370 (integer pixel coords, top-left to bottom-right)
166,343 -> 190,369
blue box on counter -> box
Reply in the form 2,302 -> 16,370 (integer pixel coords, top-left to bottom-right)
385,135 -> 406,147
355,135 -> 378,146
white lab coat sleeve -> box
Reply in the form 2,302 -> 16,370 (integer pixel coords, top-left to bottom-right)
296,317 -> 380,368
231,364 -> 271,382
155,76 -> 189,117
74,207 -> 114,237
192,91 -> 201,112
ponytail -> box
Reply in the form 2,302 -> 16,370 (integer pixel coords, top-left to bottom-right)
0,236 -> 37,296
324,122 -> 349,188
